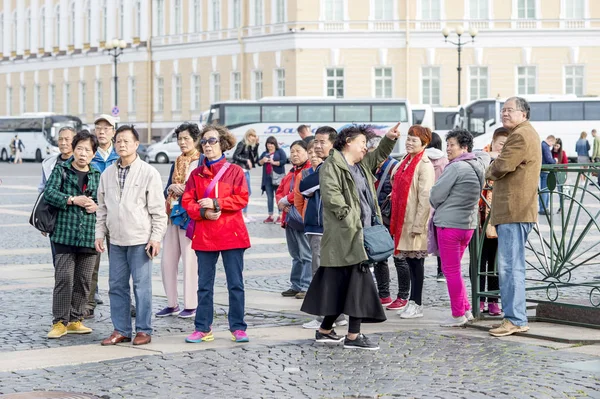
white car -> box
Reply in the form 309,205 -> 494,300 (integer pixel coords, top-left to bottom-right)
145,129 -> 179,163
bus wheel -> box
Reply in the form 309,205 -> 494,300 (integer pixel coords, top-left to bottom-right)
156,153 -> 169,164
35,149 -> 43,162
0,149 -> 7,162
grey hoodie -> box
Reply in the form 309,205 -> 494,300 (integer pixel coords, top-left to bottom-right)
429,151 -> 491,230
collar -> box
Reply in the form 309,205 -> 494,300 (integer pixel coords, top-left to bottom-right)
206,155 -> 225,166
117,155 -> 138,169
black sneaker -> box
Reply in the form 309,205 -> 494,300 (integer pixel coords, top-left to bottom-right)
281,289 -> 300,297
315,329 -> 344,343
343,334 -> 379,350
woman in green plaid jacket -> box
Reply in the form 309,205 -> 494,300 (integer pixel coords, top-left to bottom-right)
43,131 -> 102,339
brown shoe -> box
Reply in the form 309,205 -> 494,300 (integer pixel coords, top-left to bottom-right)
101,331 -> 132,346
133,332 -> 152,346
489,319 -> 530,337
294,291 -> 306,299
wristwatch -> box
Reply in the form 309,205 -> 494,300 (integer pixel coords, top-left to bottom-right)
68,196 -> 74,205
213,198 -> 221,212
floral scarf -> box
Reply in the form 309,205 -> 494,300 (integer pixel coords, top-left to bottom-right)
390,149 -> 425,255
166,150 -> 200,214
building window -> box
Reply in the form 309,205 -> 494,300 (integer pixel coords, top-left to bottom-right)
155,77 -> 164,112
64,83 -> 71,113
34,85 -> 41,112
517,0 -> 536,18
374,67 -> 392,98
85,1 -> 91,43
374,0 -> 393,20
54,6 -> 60,48
231,72 -> 241,100
421,0 -> 441,20
192,75 -> 201,111
25,9 -> 31,51
102,0 -> 108,41
119,0 -> 124,38
326,68 -> 344,98
565,66 -> 584,96
135,0 -> 142,37
6,87 -> 12,115
79,81 -> 86,114
40,8 -> 46,49
128,77 -> 136,113
470,0 -> 488,19
211,0 -> 221,30
254,0 -> 264,25
324,0 -> 343,20
20,86 -> 27,113
273,0 -> 285,23
174,0 -> 182,34
252,70 -> 263,100
49,84 -> 56,112
422,66 -> 440,105
193,0 -> 202,32
211,73 -> 221,103
232,0 -> 242,28
275,69 -> 286,96
70,2 -> 76,45
469,66 -> 488,101
154,0 -> 164,36
1,14 -> 4,54
517,66 -> 536,95
95,80 -> 103,114
173,75 -> 182,111
565,0 -> 585,19
12,11 -> 17,51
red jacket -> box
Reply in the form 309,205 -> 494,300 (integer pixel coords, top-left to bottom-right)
182,158 -> 250,251
275,161 -> 311,228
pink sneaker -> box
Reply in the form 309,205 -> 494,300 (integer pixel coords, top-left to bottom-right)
386,297 -> 408,311
263,216 -> 275,223
231,330 -> 249,342
185,330 -> 214,343
480,301 -> 486,313
275,216 -> 282,224
380,297 -> 392,306
487,302 -> 502,316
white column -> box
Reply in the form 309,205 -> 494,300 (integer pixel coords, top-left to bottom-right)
60,0 -> 68,50
106,0 -> 116,41
90,0 -> 99,47
75,0 -> 83,49
140,0 -> 148,42
44,0 -> 52,53
30,0 -> 39,53
16,0 -> 24,54
123,0 -> 133,43
3,0 -> 11,55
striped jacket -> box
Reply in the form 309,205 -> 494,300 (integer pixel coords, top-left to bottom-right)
44,160 -> 101,249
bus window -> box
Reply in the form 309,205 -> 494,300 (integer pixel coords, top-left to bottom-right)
529,102 -> 550,121
434,112 -> 456,130
262,105 -> 297,123
299,105 -> 334,122
335,105 -> 370,122
207,106 -> 221,124
373,104 -> 408,123
224,105 -> 260,125
584,102 -> 600,120
412,110 -> 425,125
551,102 -> 583,121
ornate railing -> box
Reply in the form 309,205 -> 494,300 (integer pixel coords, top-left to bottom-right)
470,163 -> 600,324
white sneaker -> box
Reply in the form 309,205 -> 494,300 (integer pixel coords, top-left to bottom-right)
302,319 -> 322,329
335,319 -> 348,326
440,315 -> 468,327
400,302 -> 423,319
243,216 -> 251,223
465,310 -> 474,321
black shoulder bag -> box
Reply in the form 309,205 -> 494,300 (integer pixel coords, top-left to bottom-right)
30,167 -> 68,234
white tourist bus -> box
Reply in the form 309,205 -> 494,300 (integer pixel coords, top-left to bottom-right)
0,114 -> 83,162
458,95 -> 600,160
204,97 -> 413,158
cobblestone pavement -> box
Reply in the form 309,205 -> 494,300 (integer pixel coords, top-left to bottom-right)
1,330 -> 599,399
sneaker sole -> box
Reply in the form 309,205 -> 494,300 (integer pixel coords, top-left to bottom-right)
302,325 -> 322,329
178,314 -> 196,319
400,314 -> 424,319
232,337 -> 249,343
316,338 -> 344,343
440,322 -> 467,327
48,332 -> 67,339
343,344 -> 380,350
489,327 -> 529,337
156,313 -> 179,317
67,329 -> 93,334
387,305 -> 407,311
186,336 -> 215,343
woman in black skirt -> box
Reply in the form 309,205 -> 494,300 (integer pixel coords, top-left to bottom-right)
301,123 -> 400,350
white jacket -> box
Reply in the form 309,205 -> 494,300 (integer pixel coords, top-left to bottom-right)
38,155 -> 59,193
96,157 -> 168,246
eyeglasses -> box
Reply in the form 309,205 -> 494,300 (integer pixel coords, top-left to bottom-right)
200,137 -> 219,146
501,108 -> 519,114
95,125 -> 113,131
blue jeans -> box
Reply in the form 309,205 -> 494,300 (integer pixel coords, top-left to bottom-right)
194,249 -> 247,332
539,172 -> 549,212
108,244 -> 153,336
264,176 -> 276,215
285,226 -> 312,292
496,223 -> 533,327
243,171 -> 251,213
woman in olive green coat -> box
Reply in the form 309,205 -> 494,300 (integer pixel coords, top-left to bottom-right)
301,123 -> 400,351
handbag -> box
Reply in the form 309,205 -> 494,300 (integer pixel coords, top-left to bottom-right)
170,202 -> 191,230
29,167 -> 68,234
272,171 -> 285,186
361,165 -> 394,262
376,161 -> 400,227
283,173 -> 305,231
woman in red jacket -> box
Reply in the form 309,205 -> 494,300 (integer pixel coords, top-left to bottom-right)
182,125 -> 251,344
552,138 -> 569,213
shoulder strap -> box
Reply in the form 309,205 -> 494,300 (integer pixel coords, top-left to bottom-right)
465,160 -> 483,191
376,160 -> 395,198
203,162 -> 230,198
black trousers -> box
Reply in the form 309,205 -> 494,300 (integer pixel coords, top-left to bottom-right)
373,257 -> 410,300
407,257 -> 425,306
479,237 -> 499,303
322,315 -> 362,334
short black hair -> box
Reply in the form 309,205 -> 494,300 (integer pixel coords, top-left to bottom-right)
314,125 -> 337,143
297,124 -> 310,134
427,132 -> 443,150
175,123 -> 201,141
446,129 -> 474,152
115,125 -> 140,142
290,140 -> 308,151
72,130 -> 99,153
333,124 -> 377,152
265,136 -> 279,151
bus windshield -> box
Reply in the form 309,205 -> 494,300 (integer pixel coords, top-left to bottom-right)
44,115 -> 83,146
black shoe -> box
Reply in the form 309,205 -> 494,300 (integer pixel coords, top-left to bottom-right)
83,309 -> 94,319
315,329 -> 344,343
343,334 -> 379,350
94,292 -> 104,305
281,289 -> 300,297
130,304 -> 136,318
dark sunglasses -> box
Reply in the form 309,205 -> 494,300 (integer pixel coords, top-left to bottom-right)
200,137 -> 219,146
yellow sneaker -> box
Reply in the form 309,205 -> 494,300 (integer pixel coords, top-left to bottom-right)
66,321 -> 93,334
48,322 -> 67,339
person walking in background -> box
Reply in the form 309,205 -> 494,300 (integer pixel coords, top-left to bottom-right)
478,127 -> 509,316
592,129 -> 599,163
486,97 -> 541,337
390,126 -> 435,319
232,129 -> 259,223
576,131 -> 591,183
259,136 -> 287,224
182,125 -> 251,344
425,132 -> 449,283
277,140 -> 312,299
44,131 -> 101,338
298,124 -> 314,143
539,135 -> 556,214
301,124 -> 399,351
156,123 -> 201,320
39,126 -> 77,265
13,135 -> 25,164
430,129 -> 490,327
96,125 -> 167,346
552,138 -> 569,213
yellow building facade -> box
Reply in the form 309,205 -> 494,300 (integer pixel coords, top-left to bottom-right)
1,0 -> 599,139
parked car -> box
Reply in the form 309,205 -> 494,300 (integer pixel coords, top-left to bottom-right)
145,129 -> 178,163
137,143 -> 149,162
